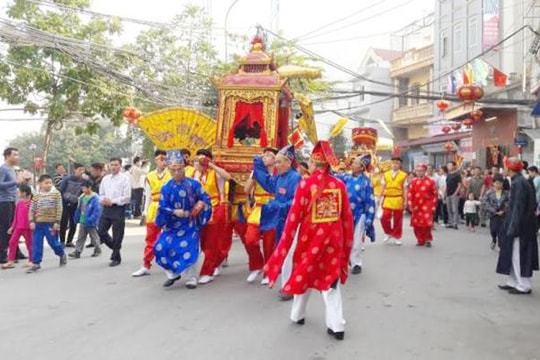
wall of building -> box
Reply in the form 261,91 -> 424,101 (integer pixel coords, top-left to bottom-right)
472,109 -> 518,166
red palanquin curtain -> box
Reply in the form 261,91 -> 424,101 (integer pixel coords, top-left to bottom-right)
227,101 -> 267,147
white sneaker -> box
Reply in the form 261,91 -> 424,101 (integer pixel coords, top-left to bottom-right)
394,239 -> 403,246
260,277 -> 269,286
246,270 -> 261,283
132,267 -> 150,277
198,275 -> 214,284
213,267 -> 221,277
185,277 -> 197,289
360,245 -> 365,252
383,235 -> 392,243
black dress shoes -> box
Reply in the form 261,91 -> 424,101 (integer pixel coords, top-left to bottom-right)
498,284 -> 516,291
327,328 -> 345,341
163,275 -> 182,287
351,265 -> 362,274
296,318 -> 305,325
109,260 -> 121,267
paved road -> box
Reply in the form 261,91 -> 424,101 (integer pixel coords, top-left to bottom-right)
1,220 -> 539,360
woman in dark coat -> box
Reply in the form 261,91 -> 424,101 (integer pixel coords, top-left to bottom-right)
496,157 -> 539,294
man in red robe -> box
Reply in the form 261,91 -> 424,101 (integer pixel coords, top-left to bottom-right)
264,140 -> 354,341
408,163 -> 438,247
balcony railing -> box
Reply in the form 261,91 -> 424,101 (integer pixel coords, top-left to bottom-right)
392,102 -> 433,124
390,45 -> 434,77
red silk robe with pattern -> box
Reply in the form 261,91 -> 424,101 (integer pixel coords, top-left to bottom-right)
407,176 -> 438,228
264,170 -> 354,294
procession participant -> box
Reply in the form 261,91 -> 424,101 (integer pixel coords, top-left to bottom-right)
407,163 -> 438,247
264,140 -> 354,341
98,157 -> 132,267
132,150 -> 172,277
335,154 -> 375,274
496,157 -> 539,295
185,149 -> 232,285
153,150 -> 212,289
378,157 -> 408,245
481,175 -> 509,250
253,144 -> 301,297
244,147 -> 277,284
222,181 -> 248,272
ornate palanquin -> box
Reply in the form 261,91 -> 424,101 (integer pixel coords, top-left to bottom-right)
211,38 -> 291,184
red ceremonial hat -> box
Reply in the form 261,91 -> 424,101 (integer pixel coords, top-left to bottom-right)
503,156 -> 524,172
416,163 -> 428,171
311,140 -> 339,167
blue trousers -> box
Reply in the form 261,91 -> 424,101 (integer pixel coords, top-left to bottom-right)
32,223 -> 65,264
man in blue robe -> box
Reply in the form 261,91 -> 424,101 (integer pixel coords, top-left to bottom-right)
153,150 -> 212,289
336,154 -> 376,274
253,144 -> 301,299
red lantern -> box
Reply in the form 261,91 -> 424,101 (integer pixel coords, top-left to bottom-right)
122,108 -> 132,118
463,118 -> 474,128
123,107 -> 141,125
443,142 -> 454,152
436,100 -> 450,112
451,123 -> 462,131
456,84 -> 484,102
471,85 -> 484,101
471,109 -> 483,120
441,125 -> 451,134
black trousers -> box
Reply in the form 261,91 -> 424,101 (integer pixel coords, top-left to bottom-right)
0,201 -> 15,262
465,213 -> 477,227
98,206 -> 125,262
131,188 -> 144,217
490,216 -> 504,244
434,199 -> 448,224
60,203 -> 78,244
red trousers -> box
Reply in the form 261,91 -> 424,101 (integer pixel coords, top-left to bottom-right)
200,223 -> 227,276
413,226 -> 433,245
217,220 -> 247,266
143,223 -> 161,269
381,208 -> 404,239
8,228 -> 32,262
244,224 -> 276,271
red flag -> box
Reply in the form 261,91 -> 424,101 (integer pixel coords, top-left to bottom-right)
288,128 -> 305,149
493,68 -> 507,87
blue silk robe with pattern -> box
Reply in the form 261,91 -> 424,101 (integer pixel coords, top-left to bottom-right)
154,177 -> 212,276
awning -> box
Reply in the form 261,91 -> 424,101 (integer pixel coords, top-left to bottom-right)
396,131 -> 471,148
521,128 -> 540,139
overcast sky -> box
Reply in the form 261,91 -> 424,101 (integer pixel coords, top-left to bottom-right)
0,0 -> 434,151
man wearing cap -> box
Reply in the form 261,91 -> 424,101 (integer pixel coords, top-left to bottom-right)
378,157 -> 408,245
264,140 -> 354,341
244,147 -> 278,284
496,157 -> 539,295
185,148 -> 233,285
408,164 -> 438,247
132,150 -> 172,277
253,144 -> 302,297
335,154 -> 375,274
153,150 -> 212,289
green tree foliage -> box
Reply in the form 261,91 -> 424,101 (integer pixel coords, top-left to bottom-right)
8,121 -> 132,174
0,0 -> 134,166
128,5 -> 219,116
329,133 -> 349,160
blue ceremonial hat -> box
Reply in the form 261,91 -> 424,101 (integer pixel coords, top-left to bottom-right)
166,150 -> 186,165
278,144 -> 295,161
359,154 -> 371,168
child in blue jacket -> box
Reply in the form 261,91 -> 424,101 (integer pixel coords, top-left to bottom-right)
69,180 -> 102,258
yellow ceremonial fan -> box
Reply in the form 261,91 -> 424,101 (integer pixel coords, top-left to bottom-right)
295,93 -> 318,144
137,108 -> 217,153
329,117 -> 349,138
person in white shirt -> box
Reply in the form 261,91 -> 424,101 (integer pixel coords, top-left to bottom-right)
130,156 -> 149,219
463,193 -> 481,232
98,157 -> 132,267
